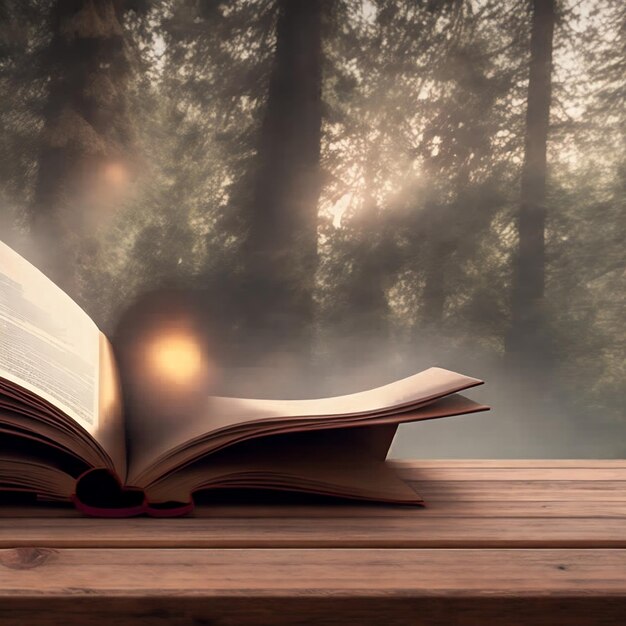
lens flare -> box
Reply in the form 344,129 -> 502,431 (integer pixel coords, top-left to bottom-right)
146,330 -> 207,387
102,162 -> 129,188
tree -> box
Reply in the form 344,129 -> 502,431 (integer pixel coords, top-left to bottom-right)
0,0 -> 48,249
30,0 -> 139,296
321,0 -> 521,341
318,0 -> 465,363
417,38 -> 510,328
239,0 -> 324,360
506,0 -> 556,364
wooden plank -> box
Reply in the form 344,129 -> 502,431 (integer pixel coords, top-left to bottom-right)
2,499 -> 626,519
1,515 -> 625,548
1,548 -> 626,625
1,548 -> 625,594
413,481 -> 626,502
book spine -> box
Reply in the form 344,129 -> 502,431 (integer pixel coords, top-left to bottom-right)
71,467 -> 194,518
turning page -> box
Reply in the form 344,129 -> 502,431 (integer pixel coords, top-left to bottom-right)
126,367 -> 483,483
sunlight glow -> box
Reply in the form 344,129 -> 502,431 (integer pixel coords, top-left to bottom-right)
146,329 -> 207,387
328,192 -> 352,228
102,162 -> 129,188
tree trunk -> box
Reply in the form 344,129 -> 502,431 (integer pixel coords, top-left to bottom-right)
506,0 -> 556,363
421,164 -> 470,329
422,240 -> 449,326
240,0 -> 323,362
30,0 -> 134,297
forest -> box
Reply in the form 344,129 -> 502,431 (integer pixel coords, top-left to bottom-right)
0,0 -> 624,456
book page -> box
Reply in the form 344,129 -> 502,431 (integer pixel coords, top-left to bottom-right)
127,367 -> 483,483
144,425 -> 420,505
0,241 -> 100,432
205,367 -> 483,424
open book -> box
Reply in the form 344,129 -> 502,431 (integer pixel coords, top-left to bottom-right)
0,241 -> 488,517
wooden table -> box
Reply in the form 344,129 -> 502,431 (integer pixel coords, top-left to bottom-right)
1,460 -> 625,625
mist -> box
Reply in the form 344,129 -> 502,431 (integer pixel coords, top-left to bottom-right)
0,0 -> 623,458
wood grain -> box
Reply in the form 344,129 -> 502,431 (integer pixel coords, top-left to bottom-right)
413,480 -> 626,501
1,515 -> 625,548
4,499 -> 626,518
1,549 -> 625,625
1,548 -> 625,594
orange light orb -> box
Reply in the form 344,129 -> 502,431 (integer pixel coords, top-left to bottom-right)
146,330 -> 207,387
102,162 -> 129,187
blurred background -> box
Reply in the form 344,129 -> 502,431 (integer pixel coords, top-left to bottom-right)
0,0 -> 624,457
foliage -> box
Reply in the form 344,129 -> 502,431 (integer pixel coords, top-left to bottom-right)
0,0 -> 623,448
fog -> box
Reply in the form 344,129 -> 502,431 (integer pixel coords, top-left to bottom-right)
0,0 -> 623,457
